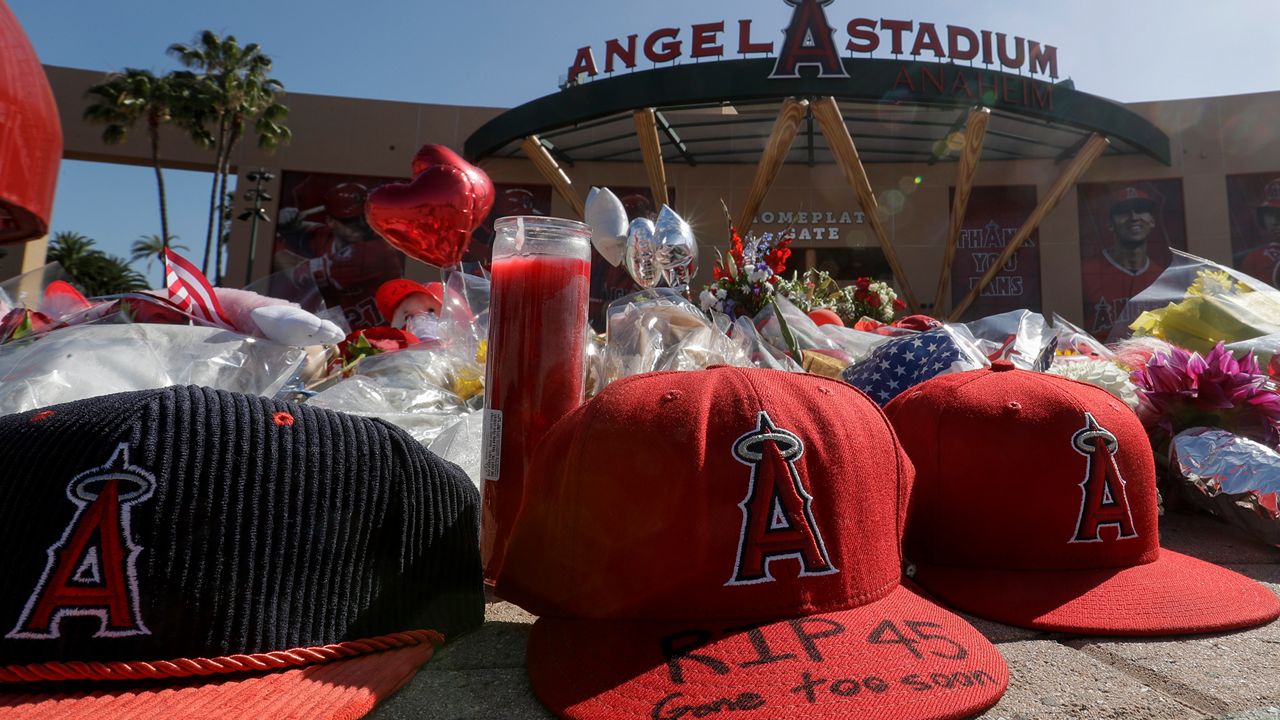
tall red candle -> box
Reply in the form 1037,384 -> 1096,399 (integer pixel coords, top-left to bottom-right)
482,217 -> 591,582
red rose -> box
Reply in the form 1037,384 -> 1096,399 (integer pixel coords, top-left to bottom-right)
855,277 -> 871,290
854,289 -> 869,301
868,294 -> 882,308
893,298 -> 906,310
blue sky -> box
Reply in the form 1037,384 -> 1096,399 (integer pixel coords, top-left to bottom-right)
10,0 -> 1280,278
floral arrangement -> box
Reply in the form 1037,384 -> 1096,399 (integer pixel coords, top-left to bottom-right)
329,326 -> 420,376
699,229 -> 792,318
1047,358 -> 1141,410
1131,341 -> 1280,448
774,268 -> 905,325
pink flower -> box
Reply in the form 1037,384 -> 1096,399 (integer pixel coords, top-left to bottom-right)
1132,342 -> 1280,446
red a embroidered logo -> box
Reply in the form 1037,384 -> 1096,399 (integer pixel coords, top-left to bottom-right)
769,0 -> 849,79
1069,413 -> 1139,543
727,412 -> 838,586
7,444 -> 155,639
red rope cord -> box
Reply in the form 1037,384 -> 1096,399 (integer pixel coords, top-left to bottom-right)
0,629 -> 444,683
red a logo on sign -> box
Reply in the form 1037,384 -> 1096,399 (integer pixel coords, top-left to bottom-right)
770,0 -> 849,79
727,412 -> 838,585
1069,414 -> 1139,543
7,444 -> 155,640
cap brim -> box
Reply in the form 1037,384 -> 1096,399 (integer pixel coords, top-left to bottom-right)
527,585 -> 1008,720
913,549 -> 1280,636
0,640 -> 435,719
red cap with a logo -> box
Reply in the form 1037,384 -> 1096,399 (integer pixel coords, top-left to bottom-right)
1259,179 -> 1280,210
886,361 -> 1280,636
498,367 -> 1008,720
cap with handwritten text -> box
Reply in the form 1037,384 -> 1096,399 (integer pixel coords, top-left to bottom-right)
886,361 -> 1280,635
498,367 -> 1009,720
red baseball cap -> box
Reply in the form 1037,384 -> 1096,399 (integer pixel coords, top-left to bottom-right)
1259,179 -> 1280,210
886,362 -> 1280,636
498,367 -> 1009,719
324,183 -> 368,220
1108,186 -> 1157,215
0,387 -> 484,719
375,278 -> 444,323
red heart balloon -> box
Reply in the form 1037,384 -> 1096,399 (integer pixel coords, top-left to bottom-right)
411,144 -> 494,226
365,164 -> 476,267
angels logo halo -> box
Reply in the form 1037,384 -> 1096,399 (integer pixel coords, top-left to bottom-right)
7,444 -> 154,641
885,360 -> 1280,636
727,411 -> 836,586
497,366 -> 1009,720
1069,413 -> 1138,544
770,0 -> 849,79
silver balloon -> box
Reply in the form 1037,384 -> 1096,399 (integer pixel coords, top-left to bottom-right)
584,187 -> 628,267
624,217 -> 662,289
653,205 -> 698,292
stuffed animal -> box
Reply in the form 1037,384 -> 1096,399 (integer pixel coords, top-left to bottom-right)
0,280 -> 344,349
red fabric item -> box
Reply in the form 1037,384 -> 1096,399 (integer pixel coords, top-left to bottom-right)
885,363 -> 1280,636
375,278 -> 443,324
0,0 -> 62,244
498,367 -> 1008,719
0,633 -> 438,719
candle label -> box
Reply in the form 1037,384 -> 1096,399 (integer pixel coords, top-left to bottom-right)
482,409 -> 504,481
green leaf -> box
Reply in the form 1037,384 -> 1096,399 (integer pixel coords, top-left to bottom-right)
772,299 -> 800,360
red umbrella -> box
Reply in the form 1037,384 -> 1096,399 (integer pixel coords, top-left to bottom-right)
0,0 -> 61,244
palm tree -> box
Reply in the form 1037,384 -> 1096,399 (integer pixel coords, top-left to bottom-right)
47,232 -> 148,296
47,231 -> 97,277
168,31 -> 291,278
83,69 -> 187,250
130,233 -> 187,287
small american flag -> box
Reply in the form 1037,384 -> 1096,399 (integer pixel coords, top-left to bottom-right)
164,248 -> 234,329
842,328 -> 984,406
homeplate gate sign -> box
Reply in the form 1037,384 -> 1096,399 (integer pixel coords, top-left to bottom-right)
566,0 -> 1061,108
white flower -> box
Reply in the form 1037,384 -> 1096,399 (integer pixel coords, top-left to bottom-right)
715,288 -> 728,300
699,290 -> 718,311
1047,359 -> 1141,410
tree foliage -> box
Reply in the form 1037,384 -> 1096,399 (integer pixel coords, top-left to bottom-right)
169,31 -> 291,282
48,231 -> 149,297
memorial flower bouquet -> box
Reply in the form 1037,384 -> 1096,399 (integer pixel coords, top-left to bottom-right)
1131,341 -> 1280,449
775,269 -> 905,326
699,229 -> 793,319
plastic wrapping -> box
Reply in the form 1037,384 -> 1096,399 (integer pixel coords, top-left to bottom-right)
0,324 -> 304,414
962,309 -> 1057,370
603,288 -> 748,383
306,345 -> 473,444
1172,427 -> 1280,547
1052,313 -> 1114,359
1115,250 -> 1280,350
428,410 -> 485,491
817,324 -> 895,365
728,315 -> 802,372
842,325 -> 989,405
753,296 -> 843,357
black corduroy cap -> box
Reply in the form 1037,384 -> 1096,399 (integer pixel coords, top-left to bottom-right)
0,386 -> 482,719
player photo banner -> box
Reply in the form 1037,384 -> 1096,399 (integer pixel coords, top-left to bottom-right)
1227,172 -> 1280,288
1076,179 -> 1187,340
270,171 -> 408,330
948,185 -> 1042,321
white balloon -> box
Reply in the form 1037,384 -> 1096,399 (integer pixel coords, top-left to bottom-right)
585,186 -> 628,267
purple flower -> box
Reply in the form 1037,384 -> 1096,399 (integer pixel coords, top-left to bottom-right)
1132,342 -> 1280,447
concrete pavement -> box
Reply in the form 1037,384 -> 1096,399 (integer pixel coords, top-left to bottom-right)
372,511 -> 1280,719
